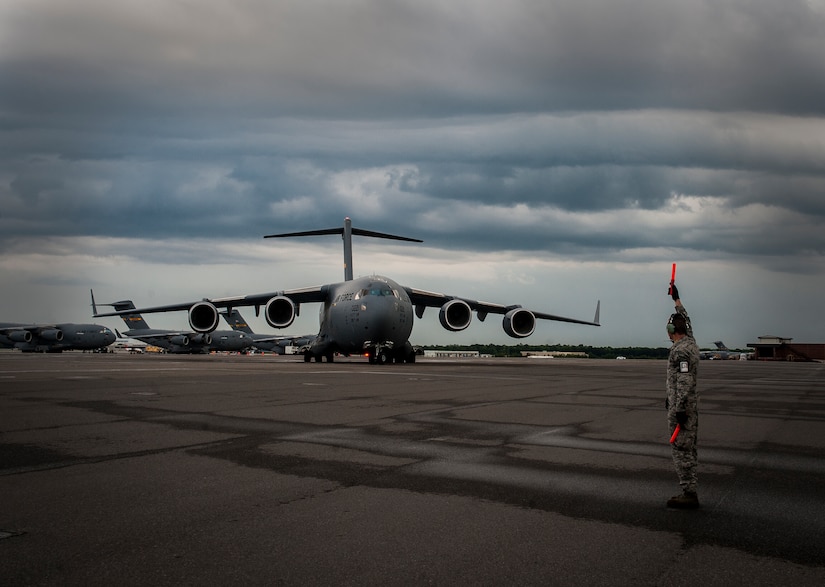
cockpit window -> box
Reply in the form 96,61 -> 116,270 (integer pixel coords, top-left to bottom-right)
351,283 -> 398,300
360,284 -> 395,297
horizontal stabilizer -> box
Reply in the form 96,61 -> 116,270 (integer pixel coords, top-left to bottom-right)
263,228 -> 342,239
264,226 -> 421,243
350,228 -> 423,243
263,217 -> 421,281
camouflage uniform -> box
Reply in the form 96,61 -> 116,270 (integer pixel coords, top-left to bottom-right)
666,303 -> 700,494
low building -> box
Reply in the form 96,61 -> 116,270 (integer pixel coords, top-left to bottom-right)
747,335 -> 825,361
520,351 -> 588,358
423,349 -> 480,358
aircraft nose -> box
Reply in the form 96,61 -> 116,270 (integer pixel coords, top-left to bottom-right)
363,297 -> 402,338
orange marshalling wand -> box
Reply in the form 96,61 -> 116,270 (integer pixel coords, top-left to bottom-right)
670,424 -> 681,444
668,263 -> 677,296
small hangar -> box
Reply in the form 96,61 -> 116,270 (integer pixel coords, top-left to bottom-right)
747,335 -> 825,362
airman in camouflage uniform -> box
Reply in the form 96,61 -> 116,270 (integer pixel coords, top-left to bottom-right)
665,281 -> 700,509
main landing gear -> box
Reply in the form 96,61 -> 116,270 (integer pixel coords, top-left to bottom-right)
302,343 -> 417,365
303,351 -> 336,363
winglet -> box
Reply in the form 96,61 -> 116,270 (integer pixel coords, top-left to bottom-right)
91,289 -> 99,316
593,300 -> 600,326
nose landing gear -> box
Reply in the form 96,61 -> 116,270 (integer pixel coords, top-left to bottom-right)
367,342 -> 416,364
370,348 -> 391,365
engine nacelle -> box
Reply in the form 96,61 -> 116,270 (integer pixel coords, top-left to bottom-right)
439,299 -> 472,332
39,329 -> 64,342
9,330 -> 33,343
169,335 -> 190,346
503,308 -> 536,338
188,301 -> 219,333
189,333 -> 212,345
265,296 -> 296,329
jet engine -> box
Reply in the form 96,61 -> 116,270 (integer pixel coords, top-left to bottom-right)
39,329 -> 64,342
189,333 -> 212,345
9,330 -> 33,343
169,335 -> 190,346
439,299 -> 472,332
503,308 -> 536,338
265,296 -> 296,329
188,301 -> 220,333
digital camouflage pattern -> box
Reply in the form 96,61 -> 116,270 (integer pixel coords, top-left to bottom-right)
666,303 -> 700,493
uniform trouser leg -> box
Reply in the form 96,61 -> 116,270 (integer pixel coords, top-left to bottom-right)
670,423 -> 698,493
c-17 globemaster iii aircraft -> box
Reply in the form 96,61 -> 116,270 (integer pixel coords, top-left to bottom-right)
0,321 -> 115,352
94,217 -> 600,364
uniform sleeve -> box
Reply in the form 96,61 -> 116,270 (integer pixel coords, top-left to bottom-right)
675,303 -> 694,340
672,345 -> 697,411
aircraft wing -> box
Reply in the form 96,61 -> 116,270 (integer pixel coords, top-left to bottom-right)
0,323 -> 57,332
0,323 -> 65,338
125,331 -> 191,340
210,285 -> 328,307
93,285 -> 328,318
249,334 -> 315,344
404,288 -> 600,327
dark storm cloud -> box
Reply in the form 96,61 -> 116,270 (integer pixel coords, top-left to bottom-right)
1,0 -> 824,263
3,0 -> 825,120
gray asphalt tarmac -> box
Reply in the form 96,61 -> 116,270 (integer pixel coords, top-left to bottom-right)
1,352 -> 824,586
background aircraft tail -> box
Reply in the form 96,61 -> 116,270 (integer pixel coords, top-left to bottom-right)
221,309 -> 254,334
91,290 -> 152,330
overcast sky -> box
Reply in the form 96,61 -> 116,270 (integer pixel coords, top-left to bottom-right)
2,0 -> 824,349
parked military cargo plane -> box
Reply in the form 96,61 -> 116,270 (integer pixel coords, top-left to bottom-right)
0,322 -> 115,352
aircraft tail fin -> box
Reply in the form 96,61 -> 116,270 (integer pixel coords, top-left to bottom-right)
116,305 -> 152,330
714,341 -> 728,350
90,290 -> 152,330
593,300 -> 600,326
221,309 -> 254,334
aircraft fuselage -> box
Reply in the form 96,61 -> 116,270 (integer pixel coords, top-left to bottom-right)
309,275 -> 414,362
209,330 -> 253,353
123,328 -> 216,354
0,323 -> 116,352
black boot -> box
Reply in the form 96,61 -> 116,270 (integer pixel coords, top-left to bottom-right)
667,491 -> 700,509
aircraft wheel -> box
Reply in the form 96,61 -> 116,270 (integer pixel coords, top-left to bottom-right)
326,353 -> 335,363
304,353 -> 312,363
406,353 -> 416,364
377,350 -> 390,365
